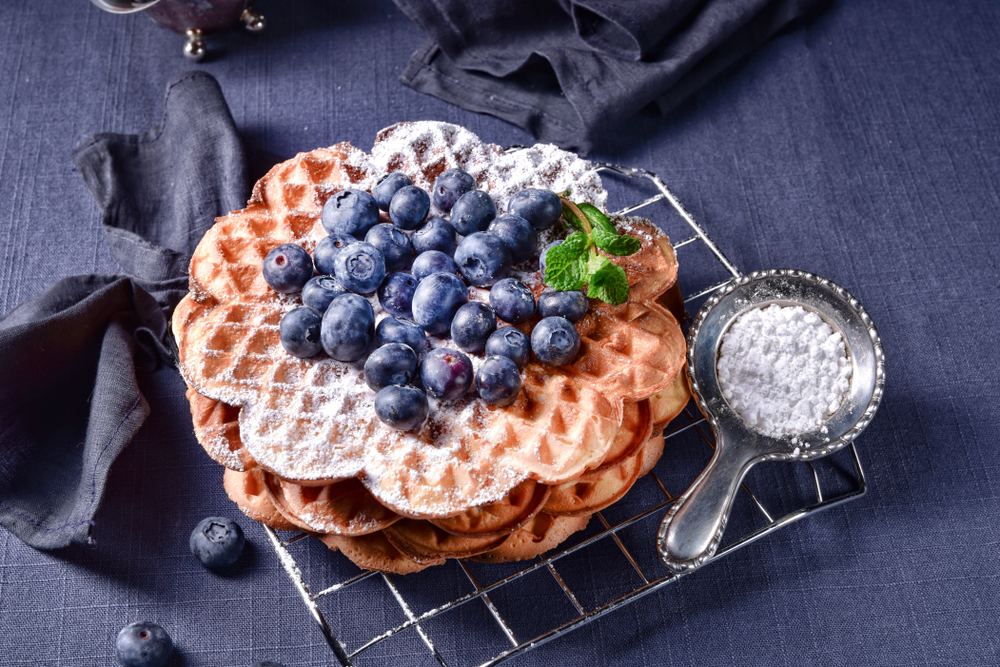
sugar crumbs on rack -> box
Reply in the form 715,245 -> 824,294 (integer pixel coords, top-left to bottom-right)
717,304 -> 852,439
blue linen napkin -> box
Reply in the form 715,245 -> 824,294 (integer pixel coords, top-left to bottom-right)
395,0 -> 828,153
0,71 -> 247,549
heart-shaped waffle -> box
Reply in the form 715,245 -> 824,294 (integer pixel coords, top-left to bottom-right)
173,121 -> 684,520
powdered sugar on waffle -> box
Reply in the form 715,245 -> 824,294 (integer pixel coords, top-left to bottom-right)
176,122 -> 626,518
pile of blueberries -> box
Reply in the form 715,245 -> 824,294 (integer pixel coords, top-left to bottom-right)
262,168 -> 588,432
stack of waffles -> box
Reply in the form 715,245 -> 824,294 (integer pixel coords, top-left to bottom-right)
172,122 -> 690,573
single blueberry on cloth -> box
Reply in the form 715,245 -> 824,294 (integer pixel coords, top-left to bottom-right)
0,71 -> 248,549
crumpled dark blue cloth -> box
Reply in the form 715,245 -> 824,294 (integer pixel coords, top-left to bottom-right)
395,0 -> 827,153
0,71 -> 247,549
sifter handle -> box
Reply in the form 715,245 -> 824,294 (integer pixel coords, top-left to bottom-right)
657,432 -> 760,573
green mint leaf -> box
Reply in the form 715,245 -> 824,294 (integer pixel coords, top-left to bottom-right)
544,231 -> 589,291
561,201 -> 585,230
578,203 -> 642,256
592,227 -> 642,256
587,261 -> 630,305
576,203 -> 617,236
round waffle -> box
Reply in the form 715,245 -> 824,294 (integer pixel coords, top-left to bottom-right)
174,121 -> 690,573
173,122 -> 684,519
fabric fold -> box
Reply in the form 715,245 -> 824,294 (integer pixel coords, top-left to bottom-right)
395,0 -> 828,153
0,71 -> 248,549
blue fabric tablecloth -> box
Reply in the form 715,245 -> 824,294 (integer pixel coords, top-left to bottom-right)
1,1 -> 998,665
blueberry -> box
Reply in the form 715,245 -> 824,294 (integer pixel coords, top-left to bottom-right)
321,293 -> 375,362
334,242 -> 386,294
366,223 -> 413,272
432,168 -> 475,211
189,516 -> 245,568
279,306 -> 324,358
537,290 -> 588,323
263,243 -> 314,294
539,239 -> 562,274
373,172 -> 413,211
313,233 -> 357,275
476,356 -> 522,406
488,214 -> 536,264
377,272 -> 418,320
454,232 -> 512,287
420,348 -> 474,400
412,250 -> 459,282
412,217 -> 457,255
489,278 -> 536,324
389,185 -> 430,230
375,317 -> 427,353
412,272 -> 468,335
508,189 -> 562,230
322,189 -> 379,237
485,327 -> 530,368
375,384 -> 429,431
531,316 -> 581,366
364,343 -> 418,391
450,190 -> 496,236
450,302 -> 497,354
115,621 -> 173,667
302,275 -> 348,313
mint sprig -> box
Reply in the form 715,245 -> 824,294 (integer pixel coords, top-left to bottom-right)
542,198 -> 642,305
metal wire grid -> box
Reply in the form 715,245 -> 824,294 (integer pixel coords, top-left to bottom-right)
261,162 -> 869,667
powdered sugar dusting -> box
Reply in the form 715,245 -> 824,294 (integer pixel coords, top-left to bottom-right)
717,304 -> 852,438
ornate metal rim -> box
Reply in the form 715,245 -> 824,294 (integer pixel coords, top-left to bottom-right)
685,268 -> 886,463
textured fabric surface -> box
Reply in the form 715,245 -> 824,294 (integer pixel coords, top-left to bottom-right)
0,71 -> 245,549
1,0 -> 999,665
395,0 -> 827,153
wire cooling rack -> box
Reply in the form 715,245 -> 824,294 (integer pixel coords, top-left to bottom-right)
261,162 -> 868,666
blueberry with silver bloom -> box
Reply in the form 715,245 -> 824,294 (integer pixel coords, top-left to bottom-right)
420,347 -> 474,400
375,385 -> 429,431
116,621 -> 173,667
364,343 -> 418,391
476,355 -> 522,406
313,233 -> 357,275
508,188 -> 562,230
450,189 -> 496,235
321,293 -> 375,362
333,241 -> 386,294
189,516 -> 245,568
411,250 -> 459,281
302,276 -> 347,313
489,278 -> 536,324
366,223 -> 413,272
279,306 -> 324,358
451,302 -> 497,354
488,213 -> 536,264
377,272 -> 418,320
375,317 -> 427,353
412,272 -> 468,335
322,189 -> 379,237
531,316 -> 581,366
537,290 -> 588,323
539,239 -> 562,274
454,232 -> 512,287
412,217 -> 457,255
373,172 -> 413,211
389,185 -> 430,230
485,327 -> 530,368
263,243 -> 313,294
432,167 -> 475,211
